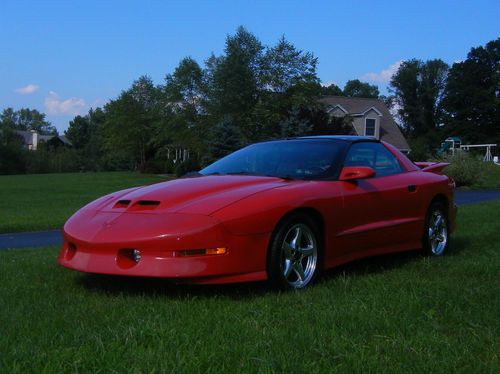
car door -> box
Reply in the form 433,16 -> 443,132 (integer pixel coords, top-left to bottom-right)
335,141 -> 421,258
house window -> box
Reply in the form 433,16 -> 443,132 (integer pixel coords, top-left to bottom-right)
365,118 -> 376,136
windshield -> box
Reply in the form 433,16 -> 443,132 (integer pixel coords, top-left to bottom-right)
200,139 -> 346,180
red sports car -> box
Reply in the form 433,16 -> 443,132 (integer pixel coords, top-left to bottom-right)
58,136 -> 456,289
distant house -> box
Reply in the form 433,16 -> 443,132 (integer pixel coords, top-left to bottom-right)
15,130 -> 72,150
319,96 -> 410,153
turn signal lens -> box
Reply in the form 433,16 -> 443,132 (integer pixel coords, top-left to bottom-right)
178,247 -> 227,257
206,247 -> 227,255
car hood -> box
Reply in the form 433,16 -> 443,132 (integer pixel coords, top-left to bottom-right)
94,175 -> 290,216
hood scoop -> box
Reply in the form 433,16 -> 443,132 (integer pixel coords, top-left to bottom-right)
129,200 -> 160,211
113,200 -> 131,208
112,199 -> 160,211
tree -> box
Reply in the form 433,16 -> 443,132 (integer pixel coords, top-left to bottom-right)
159,57 -> 207,156
206,117 -> 244,163
102,76 -> 161,170
0,108 -> 57,134
164,57 -> 205,105
307,108 -> 355,136
390,59 -> 449,139
343,79 -> 379,98
65,115 -> 89,149
278,108 -> 313,138
319,83 -> 343,96
442,38 -> 499,144
204,26 -> 264,123
65,108 -> 106,170
261,36 -> 318,94
0,117 -> 26,174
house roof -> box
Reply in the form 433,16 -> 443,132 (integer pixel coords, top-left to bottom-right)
14,130 -> 73,147
319,96 -> 410,151
15,130 -> 34,145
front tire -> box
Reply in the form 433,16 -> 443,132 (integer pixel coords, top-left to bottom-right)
267,214 -> 321,290
423,202 -> 449,256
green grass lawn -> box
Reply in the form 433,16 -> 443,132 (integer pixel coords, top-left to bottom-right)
0,172 -> 166,233
0,202 -> 498,372
479,162 -> 500,189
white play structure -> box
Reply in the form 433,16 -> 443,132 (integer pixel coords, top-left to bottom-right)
440,137 -> 499,164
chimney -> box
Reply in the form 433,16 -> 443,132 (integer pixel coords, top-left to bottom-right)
30,130 -> 38,151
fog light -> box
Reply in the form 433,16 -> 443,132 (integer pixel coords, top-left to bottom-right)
132,249 -> 142,263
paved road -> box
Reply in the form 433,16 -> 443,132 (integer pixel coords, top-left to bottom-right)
0,230 -> 62,250
1,190 -> 499,250
454,190 -> 500,205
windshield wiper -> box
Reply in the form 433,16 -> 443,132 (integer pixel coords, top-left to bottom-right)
225,171 -> 296,180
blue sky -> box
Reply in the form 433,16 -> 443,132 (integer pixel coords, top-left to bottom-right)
1,0 -> 498,132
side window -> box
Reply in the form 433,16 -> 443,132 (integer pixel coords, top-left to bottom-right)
344,142 -> 403,177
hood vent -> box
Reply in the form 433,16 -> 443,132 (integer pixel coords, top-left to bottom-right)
129,200 -> 161,211
113,200 -> 131,208
136,200 -> 160,206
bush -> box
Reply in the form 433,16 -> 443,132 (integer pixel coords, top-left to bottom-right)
175,158 -> 200,177
440,152 -> 487,187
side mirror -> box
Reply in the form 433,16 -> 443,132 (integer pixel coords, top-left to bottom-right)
339,166 -> 375,181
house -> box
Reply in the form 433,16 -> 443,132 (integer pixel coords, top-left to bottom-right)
319,96 -> 410,153
15,130 -> 72,150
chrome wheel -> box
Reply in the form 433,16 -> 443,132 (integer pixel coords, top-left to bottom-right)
428,210 -> 448,256
280,223 -> 318,288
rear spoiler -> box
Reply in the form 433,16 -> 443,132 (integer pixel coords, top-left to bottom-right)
414,162 -> 450,174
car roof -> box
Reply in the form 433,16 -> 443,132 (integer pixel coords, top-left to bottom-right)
251,135 -> 380,147
289,135 -> 379,143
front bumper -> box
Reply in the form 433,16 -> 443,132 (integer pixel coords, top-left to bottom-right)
58,211 -> 270,284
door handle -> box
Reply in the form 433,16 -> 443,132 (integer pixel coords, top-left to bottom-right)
408,184 -> 417,193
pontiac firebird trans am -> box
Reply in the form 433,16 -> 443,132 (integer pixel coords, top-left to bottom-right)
58,136 -> 457,289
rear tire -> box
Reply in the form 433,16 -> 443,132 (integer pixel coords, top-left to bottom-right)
423,202 -> 449,256
267,213 -> 321,290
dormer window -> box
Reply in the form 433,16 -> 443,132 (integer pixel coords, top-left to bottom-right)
365,118 -> 376,136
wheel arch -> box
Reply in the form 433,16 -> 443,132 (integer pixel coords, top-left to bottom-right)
276,207 -> 325,242
429,193 -> 449,213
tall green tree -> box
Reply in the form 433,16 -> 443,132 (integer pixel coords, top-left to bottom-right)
442,38 -> 499,144
164,57 -> 205,105
205,26 -> 264,124
255,36 -> 320,139
261,36 -> 318,94
102,76 -> 161,170
160,57 -> 206,155
65,115 -> 89,149
65,108 -> 105,170
390,59 -> 449,138
343,79 -> 379,98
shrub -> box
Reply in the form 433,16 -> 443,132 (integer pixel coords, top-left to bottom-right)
175,158 -> 200,177
440,152 -> 487,187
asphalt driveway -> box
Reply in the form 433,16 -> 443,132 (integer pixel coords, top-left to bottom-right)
1,190 -> 499,250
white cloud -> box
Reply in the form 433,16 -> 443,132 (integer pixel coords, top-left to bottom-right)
15,84 -> 39,94
361,60 -> 403,83
44,91 -> 87,116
